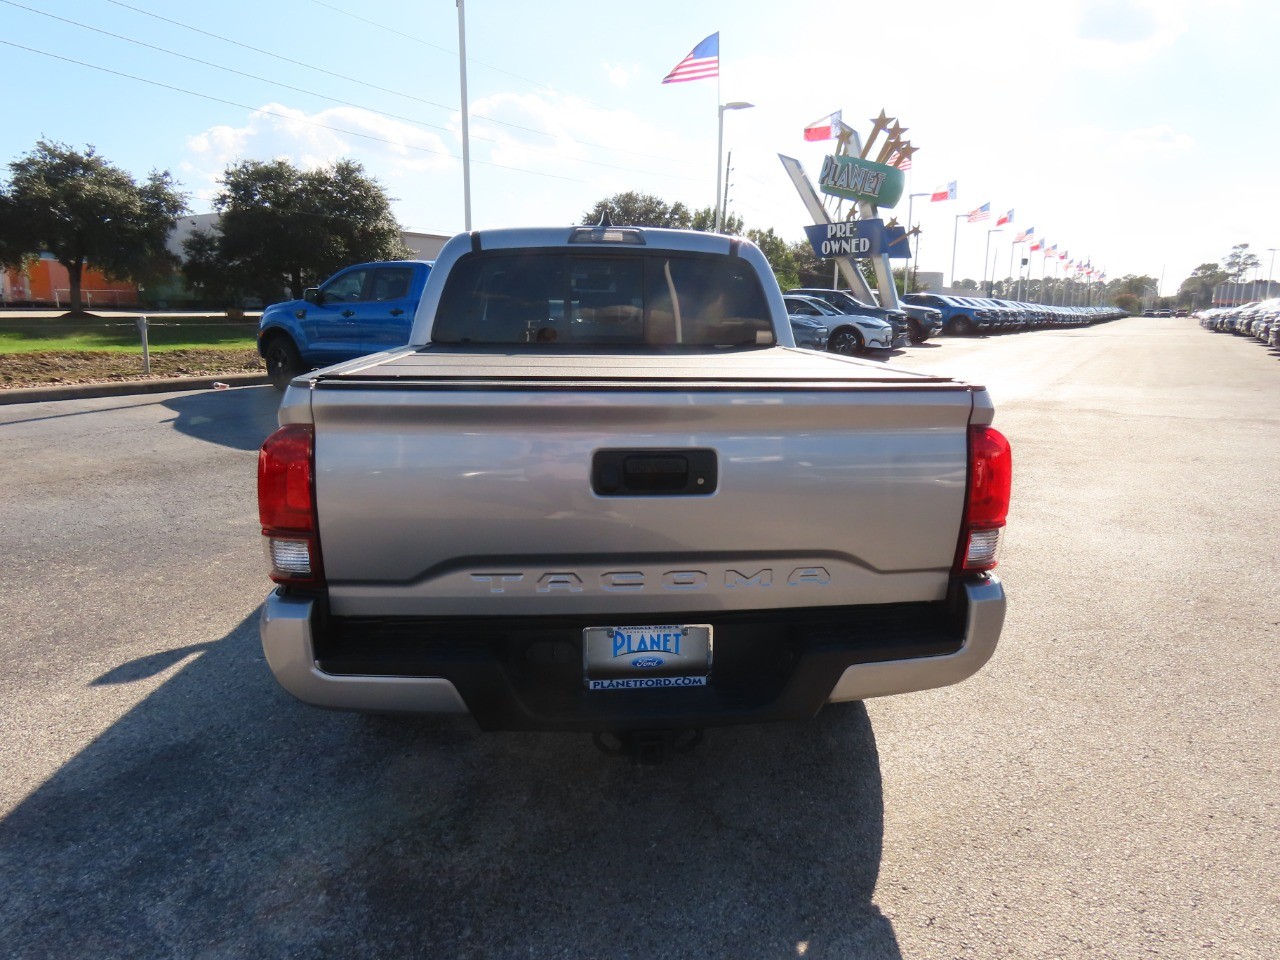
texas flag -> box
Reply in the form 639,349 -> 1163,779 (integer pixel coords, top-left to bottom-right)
931,181 -> 957,202
803,110 -> 843,141
1030,238 -> 1043,252
996,209 -> 1013,226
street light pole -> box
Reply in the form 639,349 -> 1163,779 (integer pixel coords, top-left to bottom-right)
716,102 -> 753,232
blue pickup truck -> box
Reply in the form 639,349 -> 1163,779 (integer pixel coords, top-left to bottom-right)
258,260 -> 433,388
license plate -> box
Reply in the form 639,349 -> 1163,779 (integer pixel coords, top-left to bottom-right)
582,624 -> 712,691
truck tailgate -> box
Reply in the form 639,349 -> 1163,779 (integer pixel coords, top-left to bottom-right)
305,347 -> 982,617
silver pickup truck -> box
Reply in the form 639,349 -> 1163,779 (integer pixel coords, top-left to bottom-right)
257,225 -> 1010,756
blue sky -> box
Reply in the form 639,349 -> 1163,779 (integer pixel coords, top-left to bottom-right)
2,0 -> 1275,294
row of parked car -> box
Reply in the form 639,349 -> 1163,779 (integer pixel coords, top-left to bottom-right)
782,286 -> 1126,356
903,294 -> 1126,336
1196,299 -> 1280,349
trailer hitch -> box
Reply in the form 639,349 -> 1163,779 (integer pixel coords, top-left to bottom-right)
592,728 -> 703,764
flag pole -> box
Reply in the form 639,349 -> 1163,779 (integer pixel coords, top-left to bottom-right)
906,192 -> 929,292
951,214 -> 963,289
714,74 -> 722,232
456,0 -> 472,231
983,228 -> 999,295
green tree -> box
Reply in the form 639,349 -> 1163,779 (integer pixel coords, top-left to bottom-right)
1113,292 -> 1141,314
954,278 -> 978,291
689,206 -> 744,235
1102,274 -> 1157,305
745,227 -> 798,288
581,191 -> 693,229
0,140 -> 186,314
186,158 -> 409,305
789,240 -> 837,288
1176,262 -> 1227,309
1223,243 -> 1260,284
1219,244 -> 1260,303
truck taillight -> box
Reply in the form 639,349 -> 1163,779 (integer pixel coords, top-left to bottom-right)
258,424 -> 324,585
955,425 -> 1012,573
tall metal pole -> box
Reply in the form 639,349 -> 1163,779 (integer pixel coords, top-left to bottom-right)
720,150 -> 732,226
715,104 -> 725,233
716,103 -> 753,233
1267,248 -> 1278,299
950,214 -> 964,289
983,228 -> 1001,295
906,192 -> 929,293
456,0 -> 471,230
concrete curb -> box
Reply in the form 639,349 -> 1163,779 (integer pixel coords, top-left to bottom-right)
0,372 -> 272,406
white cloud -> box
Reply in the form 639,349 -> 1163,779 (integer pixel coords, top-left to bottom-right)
1073,0 -> 1190,54
603,62 -> 633,87
1053,123 -> 1195,166
467,90 -> 704,187
181,102 -> 460,229
184,102 -> 454,185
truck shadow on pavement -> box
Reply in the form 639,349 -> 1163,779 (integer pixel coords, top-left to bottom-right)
159,385 -> 281,453
0,611 -> 901,960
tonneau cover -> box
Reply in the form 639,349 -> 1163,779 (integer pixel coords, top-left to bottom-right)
310,345 -> 968,389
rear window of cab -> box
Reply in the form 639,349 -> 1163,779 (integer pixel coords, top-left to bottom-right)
432,250 -> 775,347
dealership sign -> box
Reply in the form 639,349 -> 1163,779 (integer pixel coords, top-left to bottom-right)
817,154 -> 905,208
804,219 -> 912,260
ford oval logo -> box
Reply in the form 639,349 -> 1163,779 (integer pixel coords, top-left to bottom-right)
631,656 -> 665,669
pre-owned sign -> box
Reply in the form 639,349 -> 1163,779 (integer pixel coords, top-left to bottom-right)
804,219 -> 912,260
817,155 -> 905,208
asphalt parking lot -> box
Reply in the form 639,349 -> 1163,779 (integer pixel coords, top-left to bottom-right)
1,316 -> 1276,959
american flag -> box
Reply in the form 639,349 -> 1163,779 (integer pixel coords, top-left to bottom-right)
887,150 -> 912,170
1015,227 -> 1034,243
662,33 -> 719,83
996,209 -> 1013,226
967,203 -> 990,223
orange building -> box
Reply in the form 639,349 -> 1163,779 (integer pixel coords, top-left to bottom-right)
1,253 -> 139,309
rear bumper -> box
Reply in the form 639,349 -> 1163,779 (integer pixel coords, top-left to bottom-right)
260,576 -> 1005,731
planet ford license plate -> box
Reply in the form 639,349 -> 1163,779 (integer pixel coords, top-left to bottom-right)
583,624 -> 712,691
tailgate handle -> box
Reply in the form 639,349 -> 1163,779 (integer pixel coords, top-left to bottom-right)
592,449 -> 718,496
